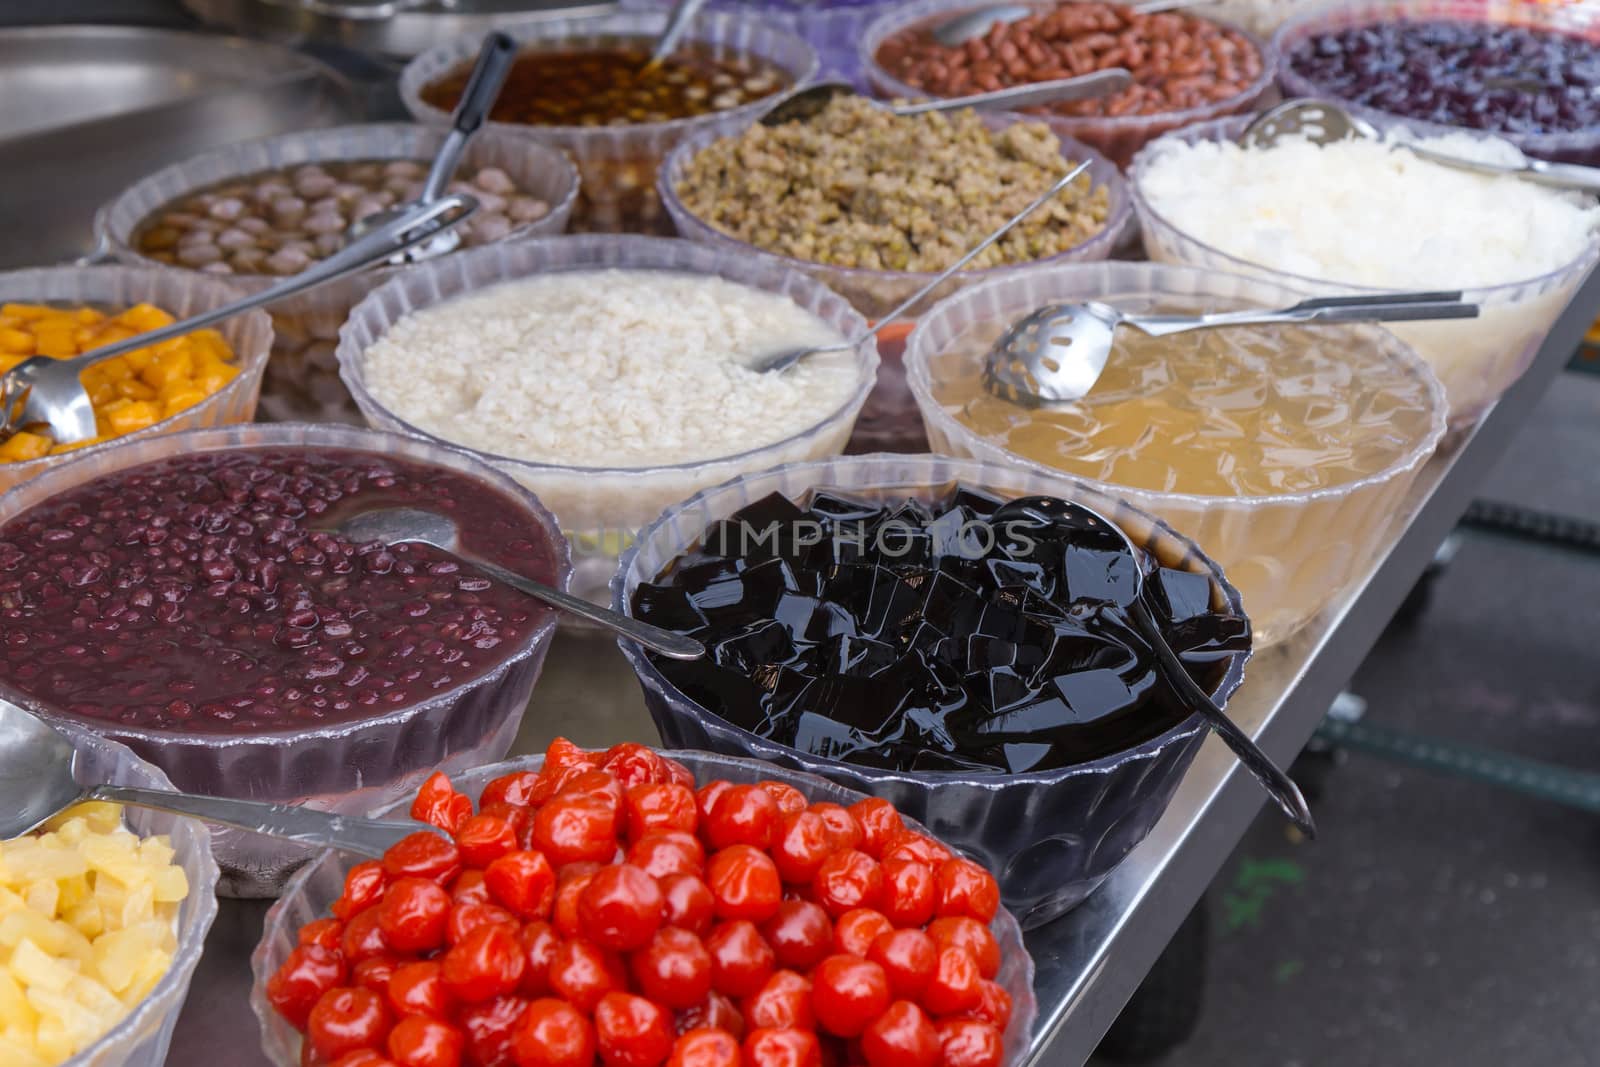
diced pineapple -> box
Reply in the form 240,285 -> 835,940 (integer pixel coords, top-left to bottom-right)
0,1031 -> 51,1067
9,941 -> 75,994
22,882 -> 58,920
0,970 -> 38,1031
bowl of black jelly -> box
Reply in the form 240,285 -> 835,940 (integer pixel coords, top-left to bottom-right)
614,453 -> 1250,928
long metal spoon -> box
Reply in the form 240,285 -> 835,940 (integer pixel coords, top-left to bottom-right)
2,194 -> 477,446
1241,98 -> 1600,194
751,159 -> 1091,373
933,0 -> 1218,47
346,30 -> 517,262
314,507 -> 705,660
0,699 -> 440,857
642,0 -> 711,72
761,70 -> 1131,126
982,291 -> 1479,405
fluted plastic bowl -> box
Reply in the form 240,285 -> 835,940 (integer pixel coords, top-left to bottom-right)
337,233 -> 879,610
251,749 -> 1038,1065
613,453 -> 1250,928
860,0 -> 1279,167
1129,113 -> 1600,427
0,424 -> 570,897
0,265 -> 271,495
95,122 -> 578,423
400,12 -> 817,233
906,261 -> 1449,645
47,720 -> 219,1067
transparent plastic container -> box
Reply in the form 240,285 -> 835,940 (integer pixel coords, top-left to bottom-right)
859,0 -> 1279,168
95,123 -> 579,424
660,116 -> 1129,451
1128,113 -> 1600,427
1275,0 -> 1600,167
0,265 -> 271,495
0,424 -> 570,897
50,719 -> 220,1067
337,233 -> 879,609
251,749 -> 1038,1065
905,261 -> 1449,645
612,453 -> 1250,928
399,13 -> 818,234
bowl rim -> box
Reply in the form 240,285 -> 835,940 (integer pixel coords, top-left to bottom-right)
657,108 -> 1132,288
0,264 -> 272,484
610,449 -> 1252,785
856,0 -> 1279,132
335,232 -> 881,478
0,422 -> 572,746
92,120 -> 582,280
904,258 -> 1452,508
398,10 -> 820,140
1127,111 -> 1600,298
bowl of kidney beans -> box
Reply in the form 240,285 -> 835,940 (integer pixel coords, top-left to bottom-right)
251,739 -> 1038,1067
0,424 -> 570,896
614,453 -> 1249,929
1276,0 -> 1600,165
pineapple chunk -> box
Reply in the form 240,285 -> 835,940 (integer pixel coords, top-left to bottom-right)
10,941 -> 76,994
0,1031 -> 51,1067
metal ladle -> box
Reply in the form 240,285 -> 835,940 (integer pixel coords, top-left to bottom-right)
751,159 -> 1091,373
982,291 -> 1479,405
313,507 -> 706,661
0,699 -> 440,857
933,0 -> 1219,48
1,194 -> 477,446
760,69 -> 1132,126
641,0 -> 711,72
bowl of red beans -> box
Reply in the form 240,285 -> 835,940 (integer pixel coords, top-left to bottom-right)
251,739 -> 1038,1067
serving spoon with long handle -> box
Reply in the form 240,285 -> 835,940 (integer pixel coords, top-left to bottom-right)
642,0 -> 711,72
761,69 -> 1130,126
0,699 -> 441,857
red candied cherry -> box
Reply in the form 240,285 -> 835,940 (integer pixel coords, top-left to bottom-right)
704,920 -> 775,998
879,832 -> 951,869
529,763 -> 591,808
662,759 -> 696,792
934,859 -> 1000,924
554,868 -> 597,939
770,812 -> 831,887
595,992 -> 675,1067
967,980 -> 1012,1031
695,781 -> 734,825
456,814 -> 519,868
847,798 -> 903,858
630,927 -> 713,1010
308,987 -> 392,1062
517,922 -> 560,999
861,1001 -> 940,1067
333,862 -> 388,921
812,851 -> 883,918
740,970 -> 813,1032
673,992 -> 744,1039
707,846 -> 782,924
479,802 -> 532,845
513,998 -> 594,1067
298,918 -> 345,952
447,903 -> 517,947
334,1051 -> 398,1067
485,850 -> 556,921
458,996 -> 529,1067
342,908 -> 389,965
378,877 -> 451,953
548,938 -> 629,1013
927,917 -> 1000,981
705,786 -> 781,851
628,831 -> 706,881
807,804 -> 862,854
759,900 -> 832,971
579,863 -> 664,951
936,1019 -> 1003,1067
383,832 -> 463,885
923,947 -> 981,1017
388,961 -> 451,1019
558,770 -> 626,831
387,1016 -> 464,1067
480,770 -> 540,809
545,737 -> 600,773
268,944 -> 346,1030
879,858 -> 935,930
354,957 -> 402,995
627,782 -> 699,840
442,924 -> 525,1003
831,909 -> 892,959
660,873 -> 715,937
451,870 -> 492,908
757,781 -> 808,818
412,772 -> 473,834
668,1028 -> 741,1067
868,929 -> 937,1000
532,792 -> 621,866
743,1028 -> 820,1067
602,742 -> 669,788
811,955 -> 891,1038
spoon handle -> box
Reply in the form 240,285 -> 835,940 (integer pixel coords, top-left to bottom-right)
890,69 -> 1132,115
419,32 -> 518,203
648,0 -> 711,66
1523,157 -> 1600,194
1126,293 -> 1478,336
459,553 -> 706,661
86,784 -> 440,859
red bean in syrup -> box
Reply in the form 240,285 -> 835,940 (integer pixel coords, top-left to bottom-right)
0,449 -> 557,733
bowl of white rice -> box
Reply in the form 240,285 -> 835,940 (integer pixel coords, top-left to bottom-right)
1129,112 -> 1600,427
337,234 -> 879,607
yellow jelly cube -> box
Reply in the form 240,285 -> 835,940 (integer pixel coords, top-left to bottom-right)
117,304 -> 174,332
30,327 -> 77,360
161,387 -> 207,417
0,304 -> 51,323
0,434 -> 51,464
140,347 -> 193,390
0,328 -> 34,355
102,400 -> 161,437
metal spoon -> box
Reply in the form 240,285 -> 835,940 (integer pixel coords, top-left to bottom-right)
2,194 -> 476,446
0,699 -> 440,857
751,159 -> 1091,373
761,69 -> 1131,127
642,0 -> 711,72
933,0 -> 1218,47
314,507 -> 706,661
982,291 -> 1479,405
346,30 -> 517,263
1241,98 -> 1600,194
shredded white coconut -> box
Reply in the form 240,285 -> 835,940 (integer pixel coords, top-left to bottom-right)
361,269 -> 858,469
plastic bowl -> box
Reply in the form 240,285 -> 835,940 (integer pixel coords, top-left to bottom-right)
660,114 -> 1129,450
399,12 -> 818,234
0,423 -> 570,897
613,452 -> 1250,928
1128,113 -> 1600,427
0,265 -> 270,496
337,233 -> 879,609
1275,0 -> 1600,167
251,748 -> 1038,1066
905,261 -> 1448,645
95,122 -> 578,424
859,0 -> 1278,168
47,719 -> 219,1067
